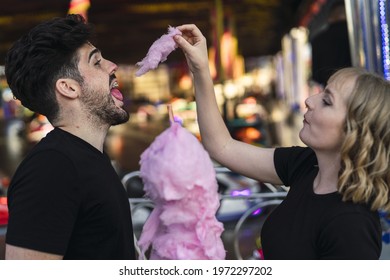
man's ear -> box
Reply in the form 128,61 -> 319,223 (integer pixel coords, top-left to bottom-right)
55,78 -> 80,99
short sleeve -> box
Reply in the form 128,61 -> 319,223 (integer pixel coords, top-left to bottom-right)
273,146 -> 317,187
6,150 -> 81,255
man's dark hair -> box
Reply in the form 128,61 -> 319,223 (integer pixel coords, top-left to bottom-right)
4,14 -> 94,122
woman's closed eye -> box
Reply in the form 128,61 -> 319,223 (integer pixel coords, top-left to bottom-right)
322,98 -> 332,106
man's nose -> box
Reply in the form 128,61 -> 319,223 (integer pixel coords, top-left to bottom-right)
105,59 -> 118,75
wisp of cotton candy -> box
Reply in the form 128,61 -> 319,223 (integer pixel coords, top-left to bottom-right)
135,26 -> 182,77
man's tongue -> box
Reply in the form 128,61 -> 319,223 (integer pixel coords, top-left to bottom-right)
111,88 -> 123,101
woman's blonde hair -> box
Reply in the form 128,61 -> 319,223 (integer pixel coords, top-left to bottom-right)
336,67 -> 390,211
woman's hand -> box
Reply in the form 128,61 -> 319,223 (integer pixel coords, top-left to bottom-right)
174,24 -> 209,74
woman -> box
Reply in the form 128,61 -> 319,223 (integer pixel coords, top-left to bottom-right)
174,24 -> 390,259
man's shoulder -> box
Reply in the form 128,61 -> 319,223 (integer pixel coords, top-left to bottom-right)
32,128 -> 93,157
19,128 -> 85,172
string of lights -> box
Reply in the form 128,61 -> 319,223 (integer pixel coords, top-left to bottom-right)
379,0 -> 390,80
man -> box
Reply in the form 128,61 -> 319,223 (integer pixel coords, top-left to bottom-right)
4,14 -> 136,259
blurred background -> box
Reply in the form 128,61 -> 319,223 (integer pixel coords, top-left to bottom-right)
0,0 -> 389,260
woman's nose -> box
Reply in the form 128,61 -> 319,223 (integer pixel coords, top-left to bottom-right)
305,95 -> 313,110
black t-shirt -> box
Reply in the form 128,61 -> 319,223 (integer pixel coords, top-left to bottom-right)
261,147 -> 382,259
6,128 -> 136,259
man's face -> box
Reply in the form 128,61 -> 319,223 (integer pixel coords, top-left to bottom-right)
77,43 -> 129,126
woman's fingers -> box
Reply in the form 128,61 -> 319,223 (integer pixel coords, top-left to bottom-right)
176,24 -> 204,45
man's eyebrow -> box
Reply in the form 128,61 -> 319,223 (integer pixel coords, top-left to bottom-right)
88,48 -> 101,63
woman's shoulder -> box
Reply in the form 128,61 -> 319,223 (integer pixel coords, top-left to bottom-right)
273,146 -> 318,187
274,146 -> 317,170
275,146 -> 315,159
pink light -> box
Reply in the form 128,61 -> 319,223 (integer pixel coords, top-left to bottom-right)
252,208 -> 262,216
231,188 -> 251,197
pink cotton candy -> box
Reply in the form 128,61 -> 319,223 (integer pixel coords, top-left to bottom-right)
138,122 -> 226,260
135,26 -> 182,77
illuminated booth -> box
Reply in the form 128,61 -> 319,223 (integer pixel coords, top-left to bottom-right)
345,0 -> 390,80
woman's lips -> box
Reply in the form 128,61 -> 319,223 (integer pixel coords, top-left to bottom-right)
303,115 -> 309,124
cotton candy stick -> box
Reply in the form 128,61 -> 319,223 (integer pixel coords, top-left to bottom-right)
167,104 -> 174,124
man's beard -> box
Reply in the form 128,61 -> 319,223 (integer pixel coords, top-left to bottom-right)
80,84 -> 129,126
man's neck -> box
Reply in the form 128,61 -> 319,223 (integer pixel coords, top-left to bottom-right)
56,122 -> 109,153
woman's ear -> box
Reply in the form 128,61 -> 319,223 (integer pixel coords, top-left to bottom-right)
55,78 -> 80,99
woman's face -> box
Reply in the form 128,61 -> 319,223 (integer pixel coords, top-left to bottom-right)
299,73 -> 356,153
